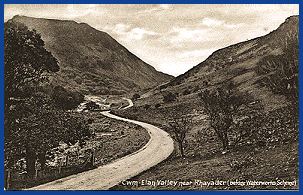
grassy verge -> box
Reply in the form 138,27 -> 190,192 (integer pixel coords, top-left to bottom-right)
6,110 -> 150,190
111,141 -> 298,190
86,111 -> 150,166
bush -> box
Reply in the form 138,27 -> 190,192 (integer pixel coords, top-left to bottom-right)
144,104 -> 151,110
132,93 -> 140,101
84,101 -> 100,111
155,103 -> 161,109
162,92 -> 177,103
183,89 -> 191,95
255,43 -> 298,103
52,85 -> 84,110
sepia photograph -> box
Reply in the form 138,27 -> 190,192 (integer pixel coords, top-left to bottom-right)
4,4 -> 299,191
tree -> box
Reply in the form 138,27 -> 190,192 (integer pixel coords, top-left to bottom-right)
4,20 -> 59,177
183,89 -> 191,95
5,93 -> 91,177
162,105 -> 193,157
5,93 -> 60,176
84,101 -> 100,111
4,21 -> 59,102
198,85 -> 246,151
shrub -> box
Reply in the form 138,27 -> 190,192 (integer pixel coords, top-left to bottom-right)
162,92 -> 177,103
84,101 -> 100,111
132,93 -> 140,101
144,104 -> 151,110
155,103 -> 161,109
183,89 -> 191,95
52,86 -> 84,110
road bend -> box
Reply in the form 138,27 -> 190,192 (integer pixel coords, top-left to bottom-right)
27,108 -> 174,190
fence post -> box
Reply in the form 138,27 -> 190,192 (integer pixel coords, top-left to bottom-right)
35,168 -> 38,179
66,153 -> 69,166
6,169 -> 11,190
59,159 -> 62,175
92,149 -> 95,167
77,150 -> 80,166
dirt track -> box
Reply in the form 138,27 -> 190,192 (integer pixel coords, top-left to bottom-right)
27,110 -> 174,190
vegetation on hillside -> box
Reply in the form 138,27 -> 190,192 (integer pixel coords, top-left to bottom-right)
198,84 -> 248,151
255,43 -> 299,103
10,15 -> 173,95
4,20 -> 90,189
161,105 -> 194,157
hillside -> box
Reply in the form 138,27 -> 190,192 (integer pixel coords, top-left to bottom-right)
152,15 -> 299,111
10,15 -> 173,95
110,16 -> 299,191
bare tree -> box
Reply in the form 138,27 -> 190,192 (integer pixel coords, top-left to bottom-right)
198,85 -> 246,151
162,105 -> 193,157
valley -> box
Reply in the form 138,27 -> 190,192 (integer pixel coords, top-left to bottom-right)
4,12 -> 299,191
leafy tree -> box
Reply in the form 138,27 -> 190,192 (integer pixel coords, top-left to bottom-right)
5,93 -> 60,175
5,92 -> 91,177
4,20 -> 60,177
4,21 -> 59,102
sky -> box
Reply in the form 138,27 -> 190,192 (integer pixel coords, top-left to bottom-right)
4,4 -> 299,76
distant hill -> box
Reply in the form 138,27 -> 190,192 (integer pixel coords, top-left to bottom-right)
10,15 -> 173,95
157,15 -> 299,110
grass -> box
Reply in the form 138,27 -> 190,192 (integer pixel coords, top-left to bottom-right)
5,109 -> 150,190
86,111 -> 150,166
110,99 -> 299,191
111,141 -> 298,190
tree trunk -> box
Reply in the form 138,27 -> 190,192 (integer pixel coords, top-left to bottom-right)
26,146 -> 36,178
90,149 -> 95,167
222,131 -> 229,150
38,151 -> 46,171
179,141 -> 185,157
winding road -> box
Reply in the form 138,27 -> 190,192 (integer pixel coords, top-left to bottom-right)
27,98 -> 174,190
122,97 -> 133,109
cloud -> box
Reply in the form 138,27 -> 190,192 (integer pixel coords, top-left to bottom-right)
224,23 -> 244,29
104,23 -> 158,41
179,49 -> 215,59
169,27 -> 208,42
167,27 -> 223,45
136,4 -> 171,15
202,17 -> 223,27
128,28 -> 158,40
111,23 -> 131,35
65,4 -> 101,19
4,4 -> 299,76
201,17 -> 244,29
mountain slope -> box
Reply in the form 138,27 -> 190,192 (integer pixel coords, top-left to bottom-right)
10,15 -> 173,95
159,15 -> 299,110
